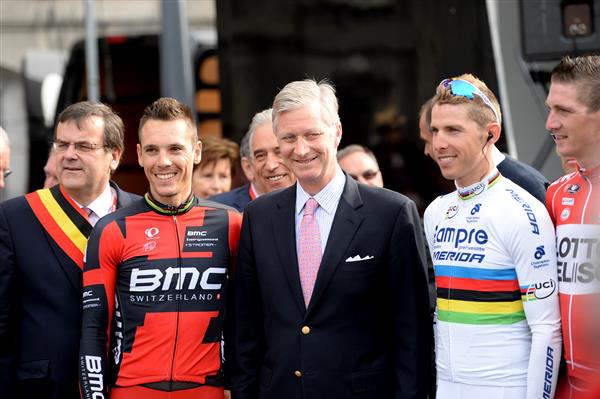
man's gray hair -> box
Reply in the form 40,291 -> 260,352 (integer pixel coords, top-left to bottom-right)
272,79 -> 340,132
239,131 -> 251,159
337,144 -> 379,167
245,108 -> 273,159
0,126 -> 10,147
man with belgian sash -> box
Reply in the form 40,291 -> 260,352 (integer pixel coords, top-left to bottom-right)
0,102 -> 138,399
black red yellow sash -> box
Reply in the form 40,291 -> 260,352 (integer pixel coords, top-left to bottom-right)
25,185 -> 92,270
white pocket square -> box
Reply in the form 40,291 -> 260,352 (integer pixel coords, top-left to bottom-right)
345,255 -> 374,262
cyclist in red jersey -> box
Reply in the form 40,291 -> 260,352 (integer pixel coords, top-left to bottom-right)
78,98 -> 242,399
545,55 -> 600,398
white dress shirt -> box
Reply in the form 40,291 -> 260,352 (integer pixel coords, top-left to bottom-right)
72,184 -> 115,226
295,166 -> 346,255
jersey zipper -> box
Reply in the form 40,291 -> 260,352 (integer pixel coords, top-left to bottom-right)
169,214 -> 182,388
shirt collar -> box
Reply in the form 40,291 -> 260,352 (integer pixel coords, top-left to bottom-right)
296,165 -> 345,216
250,183 -> 259,199
71,183 -> 113,218
491,145 -> 505,166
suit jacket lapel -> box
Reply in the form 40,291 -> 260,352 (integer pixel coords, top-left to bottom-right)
306,176 -> 364,315
273,185 -> 306,315
38,217 -> 83,293
111,180 -> 137,208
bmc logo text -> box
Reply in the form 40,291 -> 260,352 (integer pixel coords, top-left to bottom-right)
130,267 -> 226,292
433,227 -> 488,248
187,230 -> 207,237
84,355 -> 104,399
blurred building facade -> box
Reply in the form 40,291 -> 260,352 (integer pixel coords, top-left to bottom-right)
0,0 -> 216,200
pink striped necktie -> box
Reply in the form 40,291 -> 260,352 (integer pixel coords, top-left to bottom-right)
298,198 -> 321,307
83,207 -> 96,227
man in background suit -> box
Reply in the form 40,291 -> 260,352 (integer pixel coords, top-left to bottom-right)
211,108 -> 295,211
229,79 -> 432,399
0,102 -> 138,399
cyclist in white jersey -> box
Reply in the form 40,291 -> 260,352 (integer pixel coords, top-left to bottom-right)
424,74 -> 562,399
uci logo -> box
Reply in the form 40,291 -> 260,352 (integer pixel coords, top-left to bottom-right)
534,245 -> 545,260
145,227 -> 159,238
526,279 -> 556,300
470,204 -> 482,215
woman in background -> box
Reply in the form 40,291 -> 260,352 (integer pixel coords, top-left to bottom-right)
192,135 -> 239,199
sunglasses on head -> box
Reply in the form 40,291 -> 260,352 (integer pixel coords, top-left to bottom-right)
438,78 -> 500,123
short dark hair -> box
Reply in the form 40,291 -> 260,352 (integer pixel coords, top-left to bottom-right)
139,97 -> 197,142
56,101 -> 124,152
551,55 -> 600,112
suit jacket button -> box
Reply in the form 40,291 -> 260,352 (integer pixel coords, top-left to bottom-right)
294,370 -> 303,378
301,326 -> 311,335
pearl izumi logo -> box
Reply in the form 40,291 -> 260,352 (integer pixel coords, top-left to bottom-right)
145,227 -> 159,239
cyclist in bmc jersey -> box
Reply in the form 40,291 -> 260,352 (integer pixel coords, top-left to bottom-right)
79,98 -> 242,399
425,75 -> 561,399
545,55 -> 600,398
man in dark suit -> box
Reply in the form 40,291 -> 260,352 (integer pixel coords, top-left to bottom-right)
0,102 -> 138,399
229,79 -> 432,399
211,108 -> 295,211
419,97 -> 548,203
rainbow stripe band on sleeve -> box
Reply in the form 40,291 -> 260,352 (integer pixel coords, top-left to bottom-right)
435,265 -> 525,325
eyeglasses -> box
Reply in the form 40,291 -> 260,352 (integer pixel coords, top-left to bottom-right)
438,79 -> 500,123
350,169 -> 380,181
52,140 -> 107,154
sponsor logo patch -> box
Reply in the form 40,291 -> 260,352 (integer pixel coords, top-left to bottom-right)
445,205 -> 458,219
433,227 -> 488,248
470,203 -> 482,215
534,245 -> 545,260
143,241 -> 156,253
521,279 -> 556,301
567,184 -> 580,194
543,347 -> 554,398
560,208 -> 570,221
562,197 -> 575,206
183,226 -> 219,251
145,227 -> 159,239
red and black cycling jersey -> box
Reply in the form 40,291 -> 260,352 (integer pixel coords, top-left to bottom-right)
79,193 -> 242,398
546,164 -> 600,392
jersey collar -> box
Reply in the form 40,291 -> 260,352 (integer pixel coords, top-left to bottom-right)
578,162 -> 600,183
144,191 -> 195,215
457,169 -> 501,201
